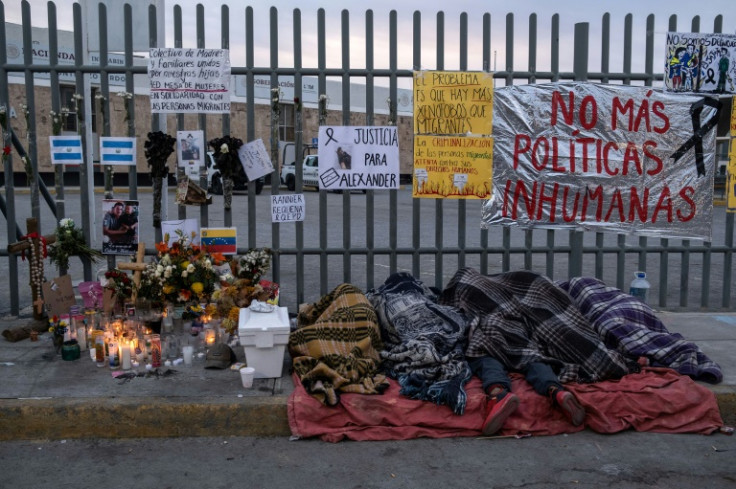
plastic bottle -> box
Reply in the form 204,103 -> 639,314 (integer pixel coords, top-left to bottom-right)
629,271 -> 650,303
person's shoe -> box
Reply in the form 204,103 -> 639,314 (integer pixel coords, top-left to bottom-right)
555,390 -> 585,426
481,392 -> 520,436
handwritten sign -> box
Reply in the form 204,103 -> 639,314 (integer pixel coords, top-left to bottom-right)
413,135 -> 492,199
317,126 -> 400,190
272,194 -> 305,222
664,33 -> 736,94
148,48 -> 230,113
413,71 -> 494,135
483,82 -> 720,241
42,275 -> 76,317
238,139 -> 274,181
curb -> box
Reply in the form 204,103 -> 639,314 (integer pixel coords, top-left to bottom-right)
0,389 -> 732,441
0,396 -> 291,441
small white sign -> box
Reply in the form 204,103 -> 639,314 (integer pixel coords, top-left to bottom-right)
271,193 -> 305,222
238,138 -> 275,181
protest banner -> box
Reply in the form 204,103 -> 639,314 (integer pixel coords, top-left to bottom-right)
483,82 -> 721,240
317,126 -> 400,191
148,48 -> 230,113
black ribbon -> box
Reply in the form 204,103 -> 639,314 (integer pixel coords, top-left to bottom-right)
324,127 -> 338,146
669,97 -> 722,177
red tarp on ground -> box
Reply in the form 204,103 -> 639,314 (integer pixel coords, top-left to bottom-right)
288,367 -> 723,442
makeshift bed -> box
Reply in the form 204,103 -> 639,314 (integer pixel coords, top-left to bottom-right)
287,269 -> 724,442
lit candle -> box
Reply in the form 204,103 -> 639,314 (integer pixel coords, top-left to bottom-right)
205,328 -> 216,346
121,340 -> 131,370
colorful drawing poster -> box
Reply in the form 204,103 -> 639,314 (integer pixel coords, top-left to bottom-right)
413,70 -> 494,135
484,82 -> 720,240
664,32 -> 736,94
412,135 -> 492,199
317,126 -> 400,191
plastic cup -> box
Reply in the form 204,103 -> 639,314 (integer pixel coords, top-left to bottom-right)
240,367 -> 256,388
182,345 -> 194,366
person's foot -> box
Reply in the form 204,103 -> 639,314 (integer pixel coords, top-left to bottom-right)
555,390 -> 585,426
481,392 -> 519,435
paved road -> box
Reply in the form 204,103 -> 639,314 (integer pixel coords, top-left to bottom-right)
1,187 -> 734,316
0,431 -> 734,489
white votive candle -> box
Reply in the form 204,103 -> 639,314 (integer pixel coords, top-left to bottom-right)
121,342 -> 131,370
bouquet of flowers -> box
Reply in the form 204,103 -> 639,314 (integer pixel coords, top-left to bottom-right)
208,135 -> 244,209
144,131 -> 176,227
47,218 -> 103,272
231,247 -> 272,284
155,230 -> 219,305
104,269 -> 134,303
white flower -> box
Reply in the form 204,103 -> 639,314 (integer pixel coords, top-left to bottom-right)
220,143 -> 229,154
59,218 -> 74,229
0,105 -> 6,114
181,271 -> 188,278
73,93 -> 83,100
186,264 -> 195,273
156,265 -> 164,274
164,269 -> 171,279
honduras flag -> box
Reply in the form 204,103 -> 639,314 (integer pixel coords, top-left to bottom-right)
100,137 -> 136,166
49,136 -> 83,165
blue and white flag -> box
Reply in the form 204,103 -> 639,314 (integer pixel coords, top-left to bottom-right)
49,136 -> 83,165
100,137 -> 136,166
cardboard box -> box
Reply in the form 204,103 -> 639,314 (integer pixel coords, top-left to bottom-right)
238,306 -> 290,378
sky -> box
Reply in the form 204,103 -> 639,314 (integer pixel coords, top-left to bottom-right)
3,0 -> 736,88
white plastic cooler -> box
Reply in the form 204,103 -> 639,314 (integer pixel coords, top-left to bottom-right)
237,305 -> 290,378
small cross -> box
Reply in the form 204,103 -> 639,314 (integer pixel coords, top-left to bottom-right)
117,242 -> 147,301
33,296 -> 45,314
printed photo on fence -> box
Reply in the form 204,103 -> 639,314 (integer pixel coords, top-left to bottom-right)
484,82 -> 721,241
102,199 -> 140,255
177,130 -> 205,179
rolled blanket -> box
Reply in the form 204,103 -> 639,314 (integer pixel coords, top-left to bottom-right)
439,268 -> 638,384
367,272 -> 472,415
558,276 -> 722,384
288,283 -> 388,406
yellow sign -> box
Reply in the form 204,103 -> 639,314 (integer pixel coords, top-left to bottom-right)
729,139 -> 736,212
731,96 -> 736,137
413,135 -> 492,199
413,71 -> 494,135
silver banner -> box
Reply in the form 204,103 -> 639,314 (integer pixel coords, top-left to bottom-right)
482,82 -> 721,240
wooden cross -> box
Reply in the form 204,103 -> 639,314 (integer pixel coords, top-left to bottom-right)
6,218 -> 57,320
116,242 -> 147,302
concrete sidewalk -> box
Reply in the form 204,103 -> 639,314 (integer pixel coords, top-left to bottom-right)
0,311 -> 734,441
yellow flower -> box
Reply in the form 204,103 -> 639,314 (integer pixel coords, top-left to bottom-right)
180,260 -> 190,269
163,285 -> 175,294
191,282 -> 204,295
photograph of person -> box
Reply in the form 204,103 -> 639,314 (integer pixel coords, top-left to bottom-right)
102,199 -> 139,255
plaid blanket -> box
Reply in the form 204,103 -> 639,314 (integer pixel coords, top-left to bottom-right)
558,277 -> 722,384
288,283 -> 389,406
439,268 -> 639,383
367,272 -> 472,415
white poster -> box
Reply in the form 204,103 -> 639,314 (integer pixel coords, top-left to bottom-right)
238,138 -> 275,181
161,218 -> 200,246
148,48 -> 231,113
317,126 -> 400,191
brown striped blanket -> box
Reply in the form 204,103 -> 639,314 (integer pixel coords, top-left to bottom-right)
288,283 -> 389,406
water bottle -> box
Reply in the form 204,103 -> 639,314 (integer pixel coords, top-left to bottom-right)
629,271 -> 650,303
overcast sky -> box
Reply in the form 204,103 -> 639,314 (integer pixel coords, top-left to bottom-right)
4,0 -> 735,86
